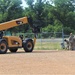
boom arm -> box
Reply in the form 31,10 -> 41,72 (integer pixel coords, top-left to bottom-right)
0,17 -> 32,31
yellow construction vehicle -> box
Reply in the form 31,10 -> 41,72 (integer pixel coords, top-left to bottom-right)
0,17 -> 39,54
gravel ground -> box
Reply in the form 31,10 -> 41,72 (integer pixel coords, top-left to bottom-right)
0,50 -> 75,75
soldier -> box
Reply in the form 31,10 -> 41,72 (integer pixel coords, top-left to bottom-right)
69,33 -> 74,50
72,36 -> 75,50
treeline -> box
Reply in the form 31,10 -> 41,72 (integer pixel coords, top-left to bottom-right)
0,0 -> 75,34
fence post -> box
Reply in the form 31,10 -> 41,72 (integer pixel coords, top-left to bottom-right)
40,32 -> 42,49
61,28 -> 65,49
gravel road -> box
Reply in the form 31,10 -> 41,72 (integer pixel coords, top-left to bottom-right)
0,50 -> 75,75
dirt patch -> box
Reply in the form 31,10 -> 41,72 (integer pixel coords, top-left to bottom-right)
0,50 -> 75,75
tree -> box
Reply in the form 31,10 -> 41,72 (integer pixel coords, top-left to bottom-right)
7,0 -> 23,21
7,0 -> 24,34
24,0 -> 54,28
0,0 -> 13,22
25,0 -> 34,9
0,0 -> 24,34
50,0 -> 75,33
0,0 -> 75,34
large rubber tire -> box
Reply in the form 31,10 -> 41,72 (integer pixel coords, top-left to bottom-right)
23,40 -> 34,52
0,41 -> 8,54
9,48 -> 18,53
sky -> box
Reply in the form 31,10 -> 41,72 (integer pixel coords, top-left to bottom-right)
21,0 -> 51,8
21,0 -> 28,8
21,0 -> 37,7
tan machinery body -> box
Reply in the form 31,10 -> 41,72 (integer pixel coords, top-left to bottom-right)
3,36 -> 22,48
0,17 -> 37,54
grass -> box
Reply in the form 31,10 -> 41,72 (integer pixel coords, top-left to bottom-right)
34,42 -> 62,50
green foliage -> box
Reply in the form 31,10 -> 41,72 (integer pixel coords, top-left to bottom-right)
53,20 -> 63,32
7,0 -> 23,20
25,0 -> 34,8
0,0 -> 13,22
63,27 -> 75,35
0,0 -> 75,34
42,24 -> 54,32
0,0 -> 24,33
51,0 -> 75,31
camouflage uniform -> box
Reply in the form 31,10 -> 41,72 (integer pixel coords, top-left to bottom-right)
69,33 -> 74,50
72,36 -> 75,50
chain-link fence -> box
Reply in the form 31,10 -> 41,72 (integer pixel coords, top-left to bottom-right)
5,31 -> 69,50
16,32 -> 66,50
35,32 -> 63,50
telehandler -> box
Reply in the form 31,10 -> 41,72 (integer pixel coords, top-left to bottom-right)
0,17 -> 39,54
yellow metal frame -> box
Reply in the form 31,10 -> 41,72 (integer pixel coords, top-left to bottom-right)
0,17 -> 36,49
3,36 -> 22,47
0,17 -> 28,31
3,36 -> 36,48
